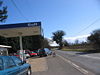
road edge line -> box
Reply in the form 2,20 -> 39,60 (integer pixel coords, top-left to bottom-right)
57,54 -> 95,75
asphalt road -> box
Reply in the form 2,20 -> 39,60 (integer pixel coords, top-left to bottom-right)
30,50 -> 100,75
56,50 -> 100,75
32,55 -> 88,75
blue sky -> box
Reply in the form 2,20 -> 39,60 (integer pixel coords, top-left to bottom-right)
1,0 -> 100,42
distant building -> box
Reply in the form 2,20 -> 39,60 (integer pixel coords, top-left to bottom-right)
49,41 -> 59,47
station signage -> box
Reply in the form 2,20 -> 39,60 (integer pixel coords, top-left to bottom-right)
0,22 -> 42,37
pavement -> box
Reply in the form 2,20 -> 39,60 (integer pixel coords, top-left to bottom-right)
28,55 -> 94,75
28,57 -> 48,72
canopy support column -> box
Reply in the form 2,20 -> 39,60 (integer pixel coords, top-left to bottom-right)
19,35 -> 23,50
18,32 -> 25,61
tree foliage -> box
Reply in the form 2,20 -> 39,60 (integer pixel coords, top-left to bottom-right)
75,40 -> 79,45
7,37 -> 20,53
63,40 -> 69,46
42,38 -> 50,48
0,36 -> 7,45
52,30 -> 65,49
0,1 -> 8,45
23,35 -> 42,50
0,35 -> 43,53
0,1 -> 8,22
88,29 -> 100,50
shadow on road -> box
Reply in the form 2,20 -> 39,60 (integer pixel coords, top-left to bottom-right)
76,50 -> 100,55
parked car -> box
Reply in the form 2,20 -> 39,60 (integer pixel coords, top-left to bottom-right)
0,56 -> 31,75
24,50 -> 30,58
25,52 -> 30,58
44,48 -> 52,55
13,52 -> 20,58
14,50 -> 30,58
29,51 -> 37,57
24,50 -> 38,57
37,49 -> 47,57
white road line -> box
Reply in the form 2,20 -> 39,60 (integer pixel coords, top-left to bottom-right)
57,54 -> 94,75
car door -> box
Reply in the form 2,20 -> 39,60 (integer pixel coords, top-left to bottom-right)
4,57 -> 20,75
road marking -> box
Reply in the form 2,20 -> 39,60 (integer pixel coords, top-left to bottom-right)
57,54 -> 94,75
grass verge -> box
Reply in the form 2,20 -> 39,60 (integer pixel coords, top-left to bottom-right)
62,48 -> 100,53
62,48 -> 88,52
62,48 -> 95,52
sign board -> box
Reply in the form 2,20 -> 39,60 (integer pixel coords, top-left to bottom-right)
0,22 -> 41,37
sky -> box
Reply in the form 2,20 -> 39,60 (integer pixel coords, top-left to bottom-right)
1,0 -> 100,43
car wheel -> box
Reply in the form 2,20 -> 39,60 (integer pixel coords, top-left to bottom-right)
27,68 -> 31,75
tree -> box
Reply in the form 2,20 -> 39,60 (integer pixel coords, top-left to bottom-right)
0,36 -> 7,45
63,40 -> 69,46
7,37 -> 20,53
0,1 -> 8,45
0,1 -> 8,22
52,30 -> 65,49
88,29 -> 100,50
75,39 -> 79,45
7,35 -> 43,53
43,38 -> 50,48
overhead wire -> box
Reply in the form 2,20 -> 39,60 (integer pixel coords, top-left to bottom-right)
10,0 -> 100,36
74,18 -> 100,35
10,0 -> 29,21
24,0 -> 35,20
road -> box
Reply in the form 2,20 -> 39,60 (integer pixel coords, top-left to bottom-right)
32,56 -> 84,75
29,50 -> 100,75
56,50 -> 100,75
30,51 -> 96,75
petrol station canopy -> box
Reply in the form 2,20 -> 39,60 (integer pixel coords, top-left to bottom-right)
0,45 -> 11,48
0,22 -> 41,37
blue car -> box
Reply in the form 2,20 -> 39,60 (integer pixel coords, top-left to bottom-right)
0,56 -> 31,75
44,48 -> 52,55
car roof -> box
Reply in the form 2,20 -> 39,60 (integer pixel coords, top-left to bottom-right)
0,56 -> 16,59
0,56 -> 10,58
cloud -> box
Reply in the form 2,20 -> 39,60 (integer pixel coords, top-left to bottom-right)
47,38 -> 59,46
49,41 -> 59,46
64,34 -> 90,43
47,34 -> 90,46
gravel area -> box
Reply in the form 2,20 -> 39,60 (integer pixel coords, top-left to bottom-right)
27,57 -> 48,72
